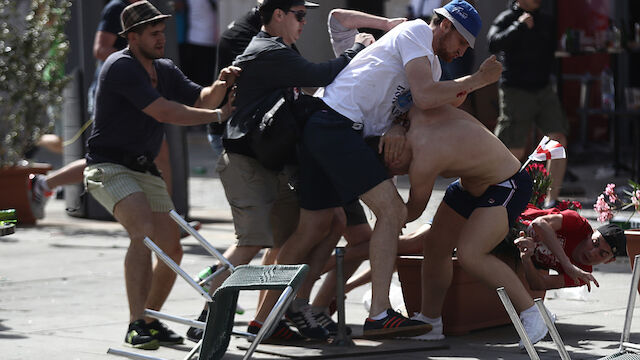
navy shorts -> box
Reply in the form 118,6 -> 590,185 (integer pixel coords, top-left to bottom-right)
299,109 -> 390,210
443,169 -> 532,227
343,200 -> 368,226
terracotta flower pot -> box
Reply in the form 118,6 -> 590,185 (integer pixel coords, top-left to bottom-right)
624,229 -> 640,294
397,254 -> 546,335
0,163 -> 51,224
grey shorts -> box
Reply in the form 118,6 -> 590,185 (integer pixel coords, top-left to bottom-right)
84,162 -> 174,214
217,151 -> 299,248
494,85 -> 568,148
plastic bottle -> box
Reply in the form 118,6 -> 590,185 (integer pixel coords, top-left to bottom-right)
195,265 -> 245,314
600,67 -> 615,111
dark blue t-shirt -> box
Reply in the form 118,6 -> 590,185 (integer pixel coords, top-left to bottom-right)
97,0 -> 129,51
86,49 -> 202,165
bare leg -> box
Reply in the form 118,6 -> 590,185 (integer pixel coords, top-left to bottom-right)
420,203 -> 464,318
359,179 -> 406,317
37,134 -> 64,154
456,206 -> 534,312
257,247 -> 279,311
546,132 -> 568,204
254,208 -> 336,322
208,244 -> 263,296
113,192 -> 156,322
144,211 -> 182,315
296,208 -> 345,301
312,222 -> 371,308
45,158 -> 86,189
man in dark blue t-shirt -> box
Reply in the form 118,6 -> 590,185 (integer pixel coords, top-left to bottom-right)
84,1 -> 239,350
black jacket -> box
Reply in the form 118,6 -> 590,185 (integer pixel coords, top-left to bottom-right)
223,31 -> 364,157
488,4 -> 555,90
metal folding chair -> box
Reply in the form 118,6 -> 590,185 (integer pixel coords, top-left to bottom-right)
497,254 -> 640,360
597,254 -> 640,360
107,210 -> 309,360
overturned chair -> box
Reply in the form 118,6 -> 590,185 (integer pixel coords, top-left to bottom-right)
497,254 -> 640,360
107,210 -> 309,360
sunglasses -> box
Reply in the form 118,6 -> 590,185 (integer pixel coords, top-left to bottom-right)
286,9 -> 307,22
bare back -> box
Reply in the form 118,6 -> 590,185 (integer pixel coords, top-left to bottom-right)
407,105 -> 521,196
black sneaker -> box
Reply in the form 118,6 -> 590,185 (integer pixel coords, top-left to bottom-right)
362,309 -> 433,339
125,319 -> 159,350
285,305 -> 329,340
186,309 -> 208,342
147,319 -> 184,345
312,309 -> 352,336
247,320 -> 305,343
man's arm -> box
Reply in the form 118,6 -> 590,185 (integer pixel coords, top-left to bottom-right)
262,40 -> 369,89
93,31 -> 119,61
193,66 -> 241,109
522,257 -> 567,290
487,11 -> 528,53
143,98 -> 226,126
531,214 -> 599,290
330,9 -> 406,32
515,235 -> 571,290
407,55 -> 502,111
405,159 -> 438,223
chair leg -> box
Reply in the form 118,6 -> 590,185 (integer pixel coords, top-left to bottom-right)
620,254 -> 640,353
496,287 -> 540,360
144,309 -> 205,329
534,299 -> 571,360
144,237 -> 213,302
183,339 -> 202,360
242,286 -> 296,360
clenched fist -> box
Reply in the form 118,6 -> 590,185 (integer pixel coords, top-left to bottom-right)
477,55 -> 502,86
355,33 -> 375,47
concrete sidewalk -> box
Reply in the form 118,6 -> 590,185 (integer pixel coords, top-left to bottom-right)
2,133 -> 640,359
1,174 -> 639,360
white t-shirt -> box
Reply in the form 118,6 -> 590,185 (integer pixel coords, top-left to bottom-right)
187,0 -> 218,47
321,20 -> 441,137
328,13 -> 359,57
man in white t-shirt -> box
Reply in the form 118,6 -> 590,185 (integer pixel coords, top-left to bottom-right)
257,0 -> 502,340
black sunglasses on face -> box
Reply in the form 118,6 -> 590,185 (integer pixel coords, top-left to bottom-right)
286,9 -> 306,22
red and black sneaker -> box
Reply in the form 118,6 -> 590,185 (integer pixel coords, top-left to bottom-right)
247,320 -> 305,343
362,309 -> 433,339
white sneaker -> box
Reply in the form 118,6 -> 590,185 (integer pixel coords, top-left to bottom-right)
400,313 -> 445,341
518,308 -> 553,349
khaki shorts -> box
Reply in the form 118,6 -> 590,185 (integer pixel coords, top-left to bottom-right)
494,85 -> 568,148
217,151 -> 299,248
84,163 -> 174,215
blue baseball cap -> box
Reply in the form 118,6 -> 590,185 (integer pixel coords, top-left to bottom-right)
433,0 -> 481,48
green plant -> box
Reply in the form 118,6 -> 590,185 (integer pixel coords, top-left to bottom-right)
0,0 -> 71,167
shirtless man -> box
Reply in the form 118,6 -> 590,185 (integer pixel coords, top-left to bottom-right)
390,104 -> 548,348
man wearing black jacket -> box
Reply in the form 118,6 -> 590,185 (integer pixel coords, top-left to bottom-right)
488,0 -> 567,208
212,0 -> 373,341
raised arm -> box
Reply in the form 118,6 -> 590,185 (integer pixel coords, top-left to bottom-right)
407,55 -> 502,110
330,8 -> 406,32
487,10 -> 529,53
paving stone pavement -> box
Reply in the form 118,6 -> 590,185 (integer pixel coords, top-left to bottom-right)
2,134 -> 639,359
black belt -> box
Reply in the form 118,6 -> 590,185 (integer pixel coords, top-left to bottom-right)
90,147 -> 161,177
